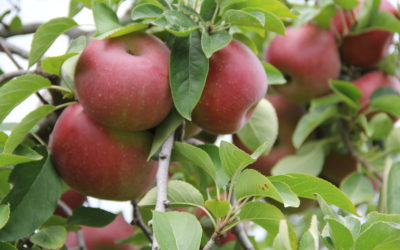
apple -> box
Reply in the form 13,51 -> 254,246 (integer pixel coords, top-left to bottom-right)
49,104 -> 157,201
234,95 -> 304,175
354,71 -> 400,106
75,32 -> 172,131
191,40 -> 268,134
321,151 -> 357,185
338,0 -> 398,67
66,215 -> 135,250
54,189 -> 86,217
265,24 -> 341,103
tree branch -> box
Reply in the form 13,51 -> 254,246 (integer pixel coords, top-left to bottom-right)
203,231 -> 222,250
339,120 -> 382,182
0,38 -> 23,69
57,201 -> 87,250
152,133 -> 175,250
232,223 -> 254,250
131,199 -> 153,243
0,38 -> 29,59
0,69 -> 33,83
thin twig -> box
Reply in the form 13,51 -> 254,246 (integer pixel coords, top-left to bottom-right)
57,201 -> 87,250
0,39 -> 28,58
152,133 -> 175,250
184,137 -> 204,145
232,223 -> 254,250
0,69 -> 33,83
0,38 -> 23,69
339,120 -> 383,182
131,199 -> 153,242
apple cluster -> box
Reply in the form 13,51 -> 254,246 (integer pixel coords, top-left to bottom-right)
236,0 -> 399,185
49,31 -> 268,201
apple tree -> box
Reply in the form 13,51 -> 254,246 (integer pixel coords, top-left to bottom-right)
0,0 -> 400,249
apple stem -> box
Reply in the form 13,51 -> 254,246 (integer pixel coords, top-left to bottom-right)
152,133 -> 175,250
131,199 -> 153,242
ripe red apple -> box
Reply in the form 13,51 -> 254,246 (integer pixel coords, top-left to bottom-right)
66,215 -> 135,250
353,71 -> 400,106
338,0 -> 398,67
54,189 -> 86,217
49,104 -> 157,201
75,32 -> 172,131
321,152 -> 357,185
265,24 -> 341,103
234,95 -> 304,175
191,40 -> 268,134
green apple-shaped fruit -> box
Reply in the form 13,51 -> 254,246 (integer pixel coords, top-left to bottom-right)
234,95 -> 304,175
339,0 -> 398,67
75,32 -> 172,131
354,71 -> 400,106
54,189 -> 86,217
66,215 -> 135,250
191,40 -> 268,134
49,104 -> 157,201
265,24 -> 340,103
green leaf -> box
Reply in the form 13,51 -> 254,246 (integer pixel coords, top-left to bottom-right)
232,33 -> 258,54
235,169 -> 283,204
313,4 -> 337,29
355,222 -> 400,250
271,181 -> 300,208
93,2 -> 121,36
67,207 -> 116,227
149,110 -> 182,160
173,142 -> 216,182
315,194 -> 337,218
98,22 -> 148,39
263,10 -> 285,34
219,141 -> 255,179
226,0 -> 297,19
239,201 -> 297,248
262,62 -> 286,85
386,162 -> 400,214
161,10 -> 198,36
223,9 -> 265,28
200,0 -> 217,21
0,169 -> 11,200
269,173 -> 358,215
68,0 -> 84,17
292,105 -> 338,148
0,145 -> 43,168
139,180 -> 205,207
326,218 -> 354,249
198,144 -> 229,189
201,30 -> 232,58
153,211 -> 202,250
344,216 -> 361,239
0,242 -> 16,250
236,98 -> 278,153
369,113 -> 393,139
334,0 -> 359,10
0,156 -> 63,241
371,95 -> 400,117
205,199 -> 230,218
273,220 -> 293,250
41,53 -> 79,75
271,141 -> 326,176
67,36 -> 87,53
9,16 -> 22,31
362,212 -> 400,232
353,0 -> 380,33
299,215 -> 319,250
0,74 -> 51,124
131,3 -> 164,20
340,173 -> 375,205
370,11 -> 400,33
386,127 -> 400,152
30,226 -> 67,249
4,105 -> 56,154
330,80 -> 362,109
29,18 -> 77,67
169,31 -> 209,119
0,204 -> 10,230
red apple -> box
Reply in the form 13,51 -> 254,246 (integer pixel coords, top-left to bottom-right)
75,32 -> 172,131
54,189 -> 86,217
49,104 -> 157,201
66,215 -> 135,250
234,95 -> 304,175
354,71 -> 400,106
191,40 -> 268,134
338,0 -> 398,67
265,24 -> 341,103
321,152 -> 357,185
